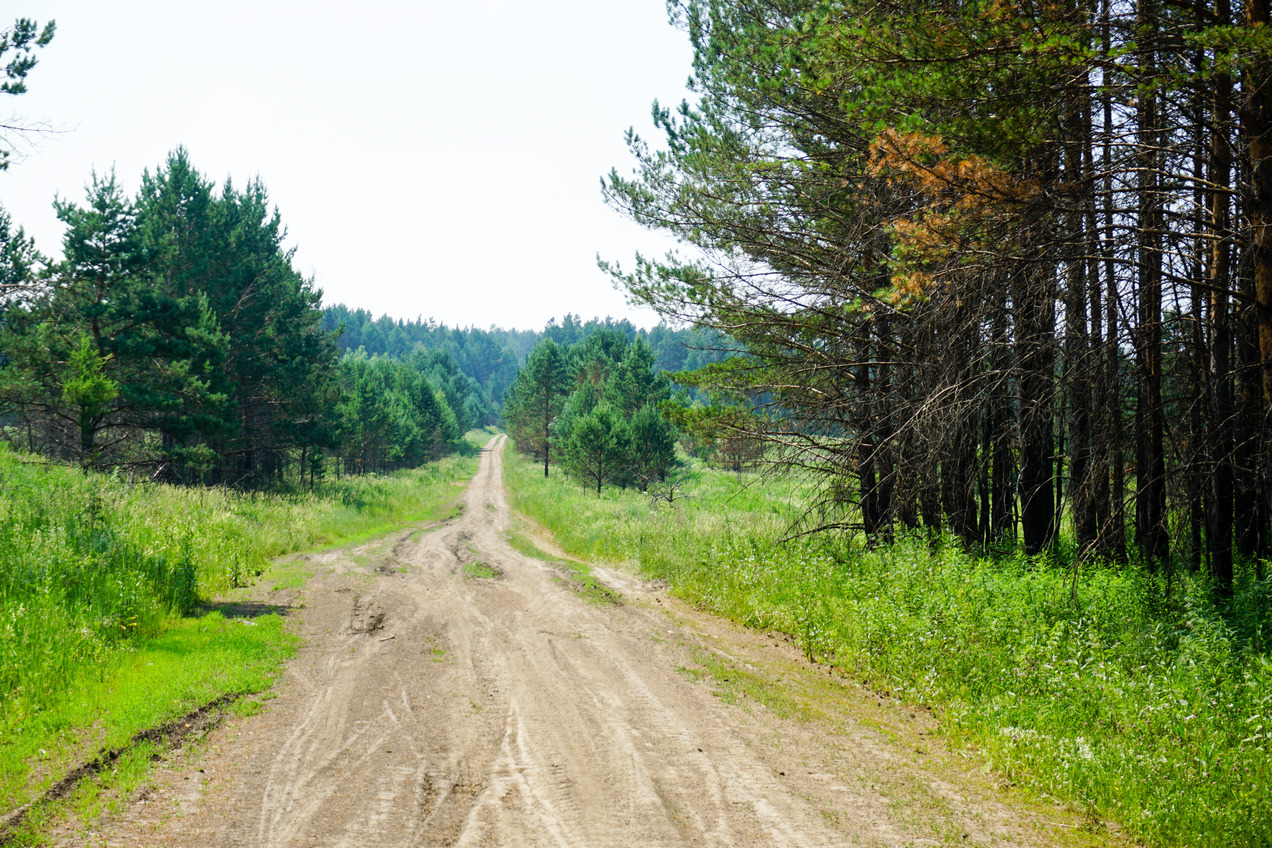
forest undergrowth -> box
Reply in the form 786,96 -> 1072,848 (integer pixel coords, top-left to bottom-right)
0,441 -> 480,838
504,452 -> 1272,848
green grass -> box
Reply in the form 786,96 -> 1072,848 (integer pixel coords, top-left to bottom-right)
465,425 -> 501,451
0,611 -> 296,844
0,447 -> 477,725
505,526 -> 621,606
0,440 -> 481,842
503,447 -> 1272,848
462,561 -> 502,579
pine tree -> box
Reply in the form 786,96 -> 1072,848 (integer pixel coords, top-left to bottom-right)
0,16 -> 55,172
0,204 -> 40,302
560,404 -> 632,496
134,150 -> 340,483
628,403 -> 677,489
504,339 -> 570,476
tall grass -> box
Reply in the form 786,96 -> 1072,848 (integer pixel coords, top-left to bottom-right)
0,443 -> 477,744
505,451 -> 1272,848
1,440 -> 481,842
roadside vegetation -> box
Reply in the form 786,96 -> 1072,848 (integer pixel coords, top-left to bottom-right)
504,448 -> 1272,848
0,442 -> 479,842
503,331 -> 679,494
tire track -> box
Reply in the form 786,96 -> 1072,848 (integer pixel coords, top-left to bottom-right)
59,434 -> 1094,848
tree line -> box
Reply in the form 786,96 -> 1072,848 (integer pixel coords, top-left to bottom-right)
503,332 -> 678,494
0,13 -> 729,490
0,148 -> 482,484
322,304 -> 530,423
605,0 -> 1272,592
322,306 -> 740,417
0,137 -> 733,488
0,20 -> 490,485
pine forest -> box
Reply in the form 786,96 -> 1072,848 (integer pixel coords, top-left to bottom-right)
5,4 -> 1272,847
604,0 -> 1272,592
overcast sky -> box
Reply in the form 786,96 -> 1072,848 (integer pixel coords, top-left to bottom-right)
1,1 -> 696,330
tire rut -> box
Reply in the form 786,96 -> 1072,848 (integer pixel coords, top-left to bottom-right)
56,435 -> 1106,848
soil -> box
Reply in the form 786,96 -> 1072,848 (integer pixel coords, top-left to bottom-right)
52,436 -> 1118,847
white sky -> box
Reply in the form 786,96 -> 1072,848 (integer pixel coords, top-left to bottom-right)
0,1 -> 695,330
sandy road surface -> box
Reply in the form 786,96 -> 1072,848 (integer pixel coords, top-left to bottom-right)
63,437 -> 1105,847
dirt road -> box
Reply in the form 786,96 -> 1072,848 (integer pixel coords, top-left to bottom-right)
66,437 -> 1103,847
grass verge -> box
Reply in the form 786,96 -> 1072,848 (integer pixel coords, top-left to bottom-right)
505,521 -> 621,606
0,611 -> 295,844
0,439 -> 482,843
502,447 -> 1272,848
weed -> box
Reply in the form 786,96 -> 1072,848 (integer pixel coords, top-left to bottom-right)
503,446 -> 1272,848
462,561 -> 502,580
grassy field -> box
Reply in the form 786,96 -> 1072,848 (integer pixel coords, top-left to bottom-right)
0,438 -> 484,843
504,449 -> 1272,848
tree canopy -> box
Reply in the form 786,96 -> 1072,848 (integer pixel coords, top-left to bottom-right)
606,0 -> 1272,590
0,150 -> 478,484
503,332 -> 678,494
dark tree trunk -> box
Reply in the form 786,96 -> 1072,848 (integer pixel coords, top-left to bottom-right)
1135,0 -> 1168,571
1016,261 -> 1057,556
1209,0 -> 1235,591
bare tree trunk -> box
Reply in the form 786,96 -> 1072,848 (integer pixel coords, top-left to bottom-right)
1239,0 -> 1272,562
1209,0 -> 1235,591
1135,0 -> 1168,571
989,285 -> 1015,544
1016,258 -> 1057,556
1064,72 -> 1096,553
